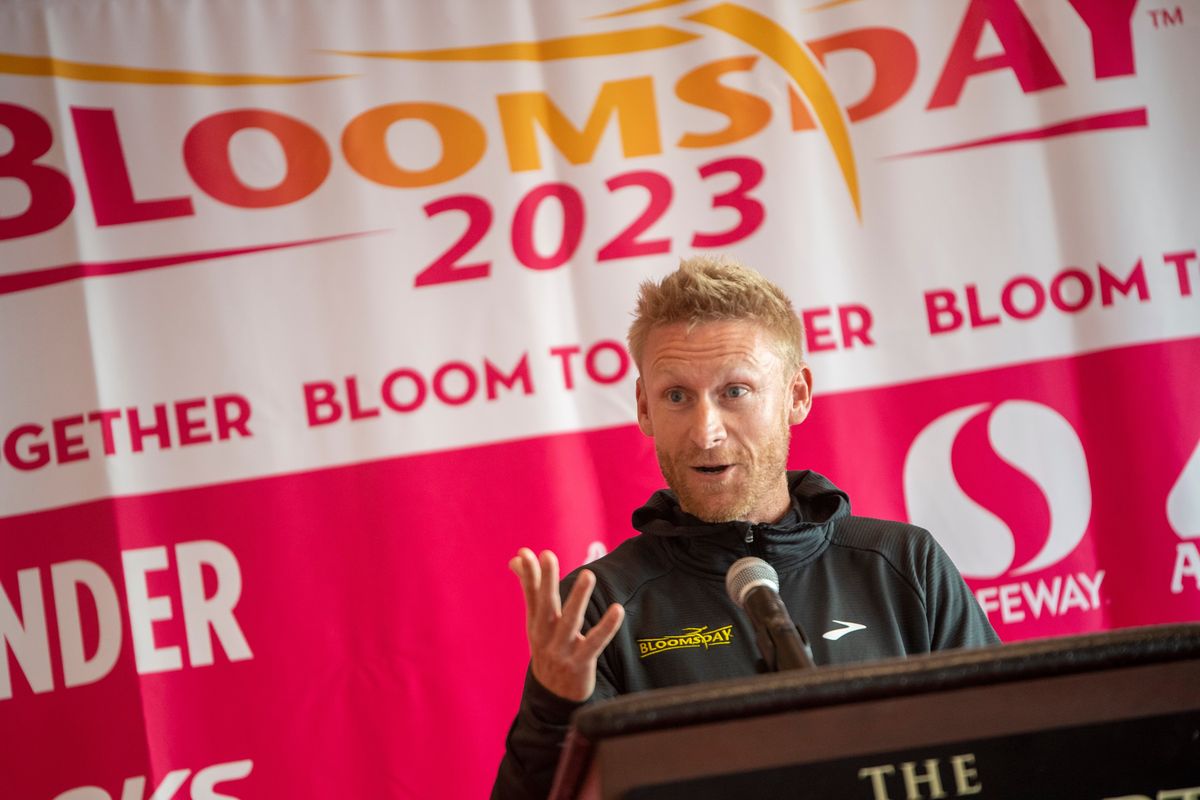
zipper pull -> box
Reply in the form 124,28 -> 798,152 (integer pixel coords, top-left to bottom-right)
744,526 -> 755,544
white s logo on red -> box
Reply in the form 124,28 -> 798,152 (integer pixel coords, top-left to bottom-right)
902,401 -> 1091,580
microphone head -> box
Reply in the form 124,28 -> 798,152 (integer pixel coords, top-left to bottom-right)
726,556 -> 779,609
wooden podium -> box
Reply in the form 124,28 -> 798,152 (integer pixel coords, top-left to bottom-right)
550,624 -> 1200,799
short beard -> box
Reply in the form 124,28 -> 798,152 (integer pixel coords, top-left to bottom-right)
656,426 -> 792,523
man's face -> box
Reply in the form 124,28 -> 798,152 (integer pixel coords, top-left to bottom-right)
635,320 -> 812,524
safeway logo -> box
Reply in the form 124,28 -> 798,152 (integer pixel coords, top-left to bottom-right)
904,400 -> 1092,579
903,400 -> 1104,627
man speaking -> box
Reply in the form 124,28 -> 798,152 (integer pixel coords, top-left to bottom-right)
492,256 -> 999,799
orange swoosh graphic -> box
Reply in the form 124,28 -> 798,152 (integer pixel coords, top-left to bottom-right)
686,3 -> 861,220
0,53 -> 349,85
593,0 -> 856,19
803,0 -> 864,11
591,0 -> 697,19
324,26 -> 698,62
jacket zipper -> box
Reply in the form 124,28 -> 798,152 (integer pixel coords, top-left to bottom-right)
744,523 -> 764,558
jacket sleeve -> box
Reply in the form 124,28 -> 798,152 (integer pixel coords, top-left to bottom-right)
490,668 -> 589,800
923,532 -> 1002,649
490,579 -> 622,800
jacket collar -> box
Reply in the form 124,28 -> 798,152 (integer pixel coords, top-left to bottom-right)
630,470 -> 849,577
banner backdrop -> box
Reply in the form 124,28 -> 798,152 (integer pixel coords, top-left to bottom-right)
2,0 -> 1198,797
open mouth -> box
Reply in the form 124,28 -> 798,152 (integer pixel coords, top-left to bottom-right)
694,465 -> 731,474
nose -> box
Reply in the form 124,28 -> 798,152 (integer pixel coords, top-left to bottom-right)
690,396 -> 726,450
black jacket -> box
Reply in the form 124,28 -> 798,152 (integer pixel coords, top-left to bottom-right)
492,471 -> 1000,799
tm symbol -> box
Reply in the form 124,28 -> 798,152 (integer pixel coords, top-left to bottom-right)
1148,6 -> 1184,28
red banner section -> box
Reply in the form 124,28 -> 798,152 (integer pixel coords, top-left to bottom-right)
802,336 -> 1200,640
3,337 -> 1197,799
0,423 -> 663,799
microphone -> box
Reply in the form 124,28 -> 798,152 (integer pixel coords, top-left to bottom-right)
725,557 -> 815,672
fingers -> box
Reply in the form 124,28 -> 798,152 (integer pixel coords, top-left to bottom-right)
558,569 -> 596,645
538,550 -> 562,618
508,547 -> 624,701
510,547 -> 622,650
510,549 -> 565,635
509,548 -> 540,625
581,603 -> 625,659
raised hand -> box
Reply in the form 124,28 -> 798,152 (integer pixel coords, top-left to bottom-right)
509,548 -> 625,702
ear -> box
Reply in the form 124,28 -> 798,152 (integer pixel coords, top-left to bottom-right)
635,377 -> 655,436
787,363 -> 813,426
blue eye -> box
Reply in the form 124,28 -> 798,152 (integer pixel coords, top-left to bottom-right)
726,386 -> 749,398
667,389 -> 686,403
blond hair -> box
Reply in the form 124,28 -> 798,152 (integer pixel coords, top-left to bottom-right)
627,255 -> 805,370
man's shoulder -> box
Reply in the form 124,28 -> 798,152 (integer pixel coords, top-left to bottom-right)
827,514 -> 942,570
566,534 -> 671,604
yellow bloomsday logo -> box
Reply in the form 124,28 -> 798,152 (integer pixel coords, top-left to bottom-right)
637,625 -> 734,658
